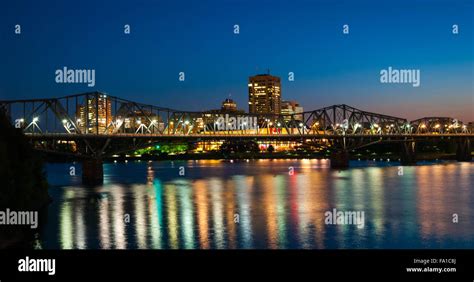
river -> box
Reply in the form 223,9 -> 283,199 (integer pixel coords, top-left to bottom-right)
37,159 -> 474,249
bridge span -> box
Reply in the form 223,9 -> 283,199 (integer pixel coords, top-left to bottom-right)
1,91 -> 472,184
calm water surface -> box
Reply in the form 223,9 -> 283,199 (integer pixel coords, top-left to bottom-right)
39,159 -> 474,249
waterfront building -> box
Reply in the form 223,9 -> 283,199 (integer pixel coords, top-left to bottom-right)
248,74 -> 281,115
221,98 -> 237,112
281,100 -> 304,121
76,94 -> 112,134
119,110 -> 164,134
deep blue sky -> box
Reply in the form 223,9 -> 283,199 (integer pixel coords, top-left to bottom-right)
1,0 -> 473,121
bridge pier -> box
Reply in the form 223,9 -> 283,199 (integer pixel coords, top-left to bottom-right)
456,139 -> 472,162
82,159 -> 104,185
400,141 -> 417,165
330,150 -> 349,169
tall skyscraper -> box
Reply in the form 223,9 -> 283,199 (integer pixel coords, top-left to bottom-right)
76,94 -> 112,134
248,74 -> 281,115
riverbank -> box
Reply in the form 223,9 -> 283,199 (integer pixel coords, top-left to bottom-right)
43,151 -> 468,163
0,110 -> 50,249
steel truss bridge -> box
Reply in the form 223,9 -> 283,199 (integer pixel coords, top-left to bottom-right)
1,92 -> 472,182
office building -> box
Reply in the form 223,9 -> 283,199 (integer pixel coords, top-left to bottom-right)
281,100 -> 304,121
248,74 -> 281,115
76,94 -> 112,134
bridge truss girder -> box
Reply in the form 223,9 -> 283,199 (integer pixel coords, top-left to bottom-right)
1,92 -> 472,157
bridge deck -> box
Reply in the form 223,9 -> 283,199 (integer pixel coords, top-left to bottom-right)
24,133 -> 474,140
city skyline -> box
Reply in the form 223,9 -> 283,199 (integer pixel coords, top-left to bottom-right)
1,0 -> 472,122
1,1 -> 474,279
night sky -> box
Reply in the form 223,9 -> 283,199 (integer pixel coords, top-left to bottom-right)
1,0 -> 472,121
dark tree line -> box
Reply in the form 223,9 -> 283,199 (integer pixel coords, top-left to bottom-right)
0,110 -> 49,210
220,140 -> 260,154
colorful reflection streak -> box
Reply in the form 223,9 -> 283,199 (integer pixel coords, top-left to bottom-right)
46,160 -> 474,249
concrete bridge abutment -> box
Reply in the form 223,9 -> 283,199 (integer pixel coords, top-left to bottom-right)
82,158 -> 104,185
330,150 -> 350,169
456,138 -> 472,162
400,141 -> 417,165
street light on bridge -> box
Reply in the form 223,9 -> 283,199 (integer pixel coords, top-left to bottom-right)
354,123 -> 361,132
24,116 -> 41,133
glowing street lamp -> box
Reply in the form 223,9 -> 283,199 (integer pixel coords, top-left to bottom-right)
136,119 -> 148,134
24,116 -> 42,133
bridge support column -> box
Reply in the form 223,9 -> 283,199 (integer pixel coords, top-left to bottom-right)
456,139 -> 472,162
330,150 -> 349,169
400,141 -> 416,165
82,159 -> 103,185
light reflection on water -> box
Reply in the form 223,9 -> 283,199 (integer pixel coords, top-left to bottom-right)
41,160 -> 474,249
